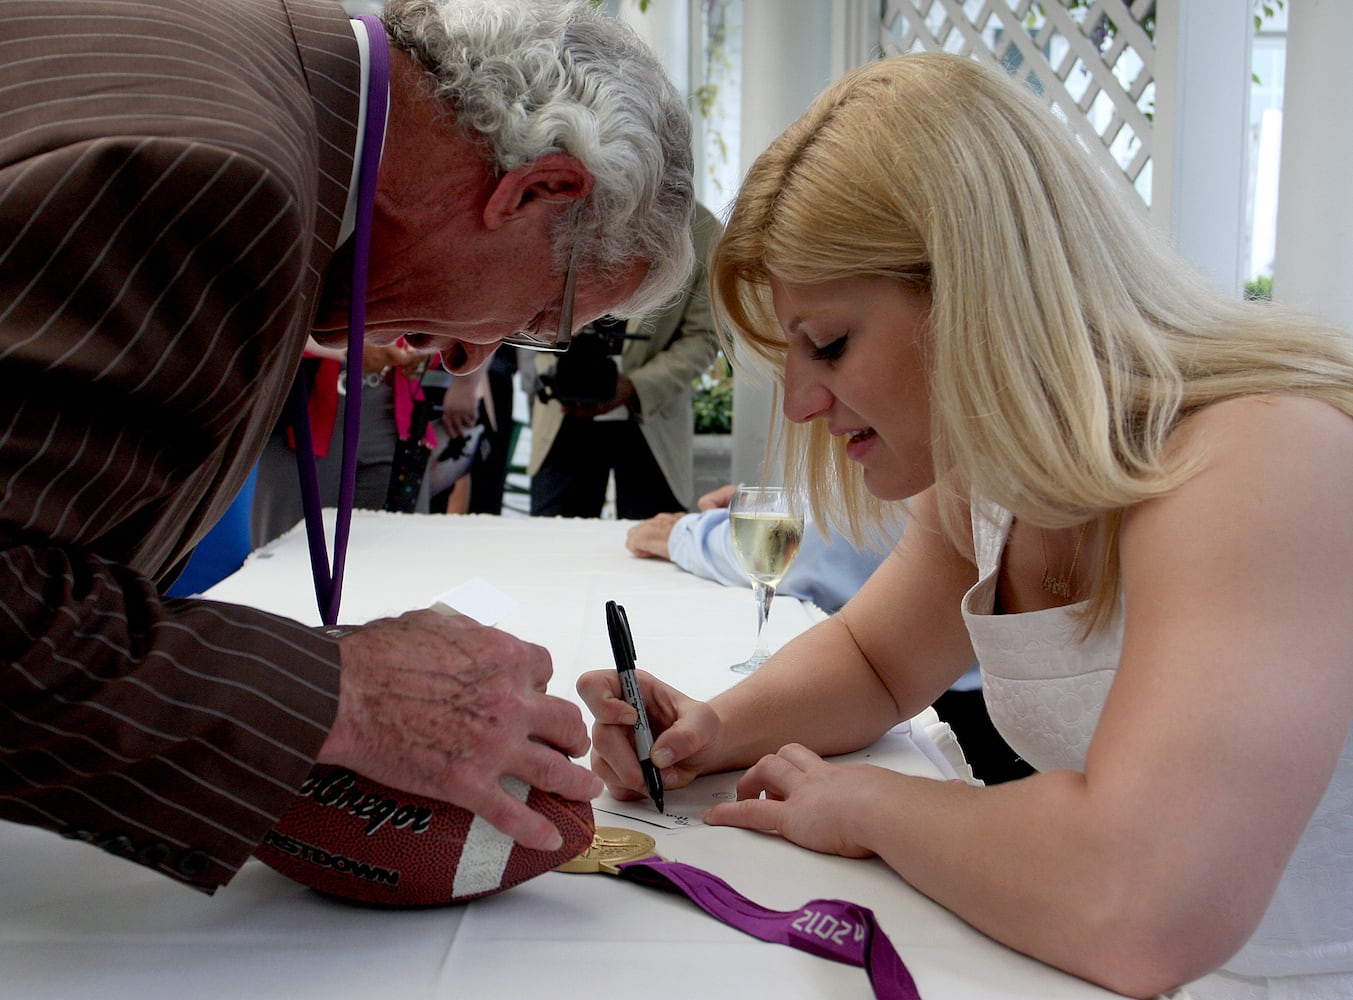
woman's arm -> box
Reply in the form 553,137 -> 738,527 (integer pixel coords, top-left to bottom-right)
709,396 -> 1353,997
694,485 -> 980,770
581,486 -> 978,796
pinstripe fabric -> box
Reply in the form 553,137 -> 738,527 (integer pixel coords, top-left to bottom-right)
0,0 -> 365,891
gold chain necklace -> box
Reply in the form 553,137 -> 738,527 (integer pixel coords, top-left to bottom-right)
1040,523 -> 1089,599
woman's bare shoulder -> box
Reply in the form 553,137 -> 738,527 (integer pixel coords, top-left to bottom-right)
1175,393 -> 1353,443
1138,394 -> 1353,539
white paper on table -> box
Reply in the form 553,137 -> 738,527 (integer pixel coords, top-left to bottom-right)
594,722 -> 955,831
592,771 -> 738,831
430,577 -> 518,625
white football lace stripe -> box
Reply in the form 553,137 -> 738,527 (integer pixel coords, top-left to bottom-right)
451,776 -> 531,898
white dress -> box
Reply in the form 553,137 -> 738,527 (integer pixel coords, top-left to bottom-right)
960,498 -> 1353,1000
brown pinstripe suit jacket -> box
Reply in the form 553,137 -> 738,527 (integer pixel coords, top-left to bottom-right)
1,0 -> 364,891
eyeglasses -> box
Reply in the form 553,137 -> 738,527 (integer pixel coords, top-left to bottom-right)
501,200 -> 585,354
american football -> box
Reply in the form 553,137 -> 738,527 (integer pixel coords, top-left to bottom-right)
254,765 -> 595,907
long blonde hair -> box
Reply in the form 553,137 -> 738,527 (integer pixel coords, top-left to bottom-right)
712,53 -> 1353,628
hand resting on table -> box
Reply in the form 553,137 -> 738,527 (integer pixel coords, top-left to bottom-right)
580,668 -> 883,859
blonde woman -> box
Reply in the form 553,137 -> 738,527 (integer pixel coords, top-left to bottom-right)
579,53 -> 1353,999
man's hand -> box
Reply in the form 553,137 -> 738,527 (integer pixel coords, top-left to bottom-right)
625,512 -> 685,561
697,483 -> 736,511
318,610 -> 601,852
561,372 -> 636,420
441,369 -> 485,437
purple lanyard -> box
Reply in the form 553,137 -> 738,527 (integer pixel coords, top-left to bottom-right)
289,14 -> 388,627
617,859 -> 923,1000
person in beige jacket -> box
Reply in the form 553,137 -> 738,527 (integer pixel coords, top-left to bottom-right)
527,203 -> 722,518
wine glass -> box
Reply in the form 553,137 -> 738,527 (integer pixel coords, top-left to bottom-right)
727,485 -> 804,674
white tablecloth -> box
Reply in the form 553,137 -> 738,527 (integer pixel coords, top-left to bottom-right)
0,513 -> 1125,999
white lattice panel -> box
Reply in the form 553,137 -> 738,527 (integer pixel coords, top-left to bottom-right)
880,0 -> 1156,205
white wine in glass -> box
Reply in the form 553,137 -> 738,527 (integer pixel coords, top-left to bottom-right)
728,485 -> 804,674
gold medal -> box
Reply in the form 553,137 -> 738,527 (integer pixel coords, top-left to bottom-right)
554,826 -> 659,874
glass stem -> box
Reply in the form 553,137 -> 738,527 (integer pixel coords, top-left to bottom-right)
751,582 -> 775,661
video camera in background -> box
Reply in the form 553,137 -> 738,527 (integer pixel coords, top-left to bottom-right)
535,316 -> 650,406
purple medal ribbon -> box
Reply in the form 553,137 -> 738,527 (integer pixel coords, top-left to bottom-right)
617,859 -> 922,1000
290,14 -> 388,627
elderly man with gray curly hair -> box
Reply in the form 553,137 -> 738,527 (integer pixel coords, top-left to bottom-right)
0,0 -> 693,895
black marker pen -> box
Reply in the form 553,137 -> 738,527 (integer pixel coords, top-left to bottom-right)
605,600 -> 664,813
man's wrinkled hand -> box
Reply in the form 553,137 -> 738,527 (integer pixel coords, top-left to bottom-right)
318,610 -> 601,852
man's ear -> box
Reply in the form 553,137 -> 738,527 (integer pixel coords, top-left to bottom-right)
482,153 -> 593,231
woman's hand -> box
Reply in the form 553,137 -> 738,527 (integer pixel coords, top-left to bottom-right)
703,743 -> 879,858
576,668 -> 721,799
363,341 -> 423,376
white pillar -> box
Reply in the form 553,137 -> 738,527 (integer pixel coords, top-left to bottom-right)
1273,1 -> 1353,328
730,0 -> 834,485
1150,0 -> 1252,294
